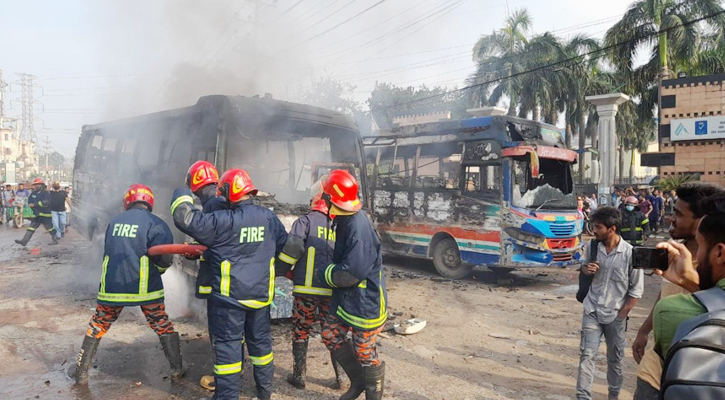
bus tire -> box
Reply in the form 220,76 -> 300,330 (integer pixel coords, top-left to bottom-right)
432,238 -> 471,280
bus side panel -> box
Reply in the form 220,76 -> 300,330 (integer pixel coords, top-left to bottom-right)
373,188 -> 503,266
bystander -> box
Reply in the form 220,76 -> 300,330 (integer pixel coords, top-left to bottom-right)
49,182 -> 69,240
576,207 -> 644,400
650,191 -> 725,396
631,182 -> 723,400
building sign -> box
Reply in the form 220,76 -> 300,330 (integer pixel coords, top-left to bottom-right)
670,116 -> 725,141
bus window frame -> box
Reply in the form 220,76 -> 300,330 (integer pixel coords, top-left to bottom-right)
460,161 -> 502,202
371,142 -> 462,191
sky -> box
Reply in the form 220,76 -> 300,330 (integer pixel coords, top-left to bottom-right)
0,0 -> 640,157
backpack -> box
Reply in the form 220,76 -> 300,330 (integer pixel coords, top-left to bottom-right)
660,287 -> 725,399
576,240 -> 599,303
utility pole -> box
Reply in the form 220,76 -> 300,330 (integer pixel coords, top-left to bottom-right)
18,73 -> 37,143
43,136 -> 51,180
0,69 -> 7,121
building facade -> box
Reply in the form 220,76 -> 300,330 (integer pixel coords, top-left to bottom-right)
0,117 -> 40,182
642,73 -> 725,185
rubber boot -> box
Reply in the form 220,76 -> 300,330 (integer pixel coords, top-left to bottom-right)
330,350 -> 343,389
49,234 -> 59,246
159,332 -> 187,380
69,335 -> 101,385
363,362 -> 385,400
286,341 -> 307,389
332,343 -> 365,400
15,230 -> 33,246
256,387 -> 272,400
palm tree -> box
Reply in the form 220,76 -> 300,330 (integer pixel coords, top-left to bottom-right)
469,8 -> 532,115
605,0 -> 725,121
657,174 -> 696,191
616,100 -> 656,183
517,33 -> 566,123
553,35 -> 601,151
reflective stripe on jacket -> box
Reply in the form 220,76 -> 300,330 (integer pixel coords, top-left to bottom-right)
620,210 -> 648,245
324,211 -> 387,331
195,194 -> 227,299
171,188 -> 288,309
97,208 -> 174,306
28,189 -> 52,218
279,211 -> 335,297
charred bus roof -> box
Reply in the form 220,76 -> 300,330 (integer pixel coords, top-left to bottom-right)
366,115 -> 565,149
81,95 -> 359,139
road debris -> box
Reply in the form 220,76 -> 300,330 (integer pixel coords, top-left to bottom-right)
394,318 -> 426,335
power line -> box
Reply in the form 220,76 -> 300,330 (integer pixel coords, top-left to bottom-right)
371,8 -> 725,112
348,0 -> 469,67
279,0 -> 305,16
298,0 -> 348,31
306,0 -> 435,59
282,0 -> 389,51
311,0 -> 461,63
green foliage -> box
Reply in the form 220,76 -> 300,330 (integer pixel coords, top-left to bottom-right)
367,83 -> 472,129
47,151 -> 66,169
296,76 -> 361,116
656,174 -> 696,192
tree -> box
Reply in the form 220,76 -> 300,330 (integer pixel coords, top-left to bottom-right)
657,174 -> 696,191
468,8 -> 532,115
604,0 -> 725,121
295,76 -> 360,116
47,151 -> 65,169
367,83 -> 472,129
615,100 -> 656,183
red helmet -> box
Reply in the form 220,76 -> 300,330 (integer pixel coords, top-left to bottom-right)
186,160 -> 219,193
217,169 -> 257,203
322,170 -> 362,212
123,184 -> 155,211
32,178 -> 45,186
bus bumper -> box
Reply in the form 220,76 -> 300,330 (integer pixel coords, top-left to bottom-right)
504,239 -> 586,268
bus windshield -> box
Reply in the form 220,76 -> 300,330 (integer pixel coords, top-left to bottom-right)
511,157 -> 576,210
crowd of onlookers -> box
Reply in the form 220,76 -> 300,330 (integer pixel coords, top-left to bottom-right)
577,187 -> 678,236
0,181 -> 71,236
576,182 -> 725,400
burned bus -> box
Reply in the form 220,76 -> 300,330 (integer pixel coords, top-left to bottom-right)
364,115 -> 584,280
72,95 -> 366,317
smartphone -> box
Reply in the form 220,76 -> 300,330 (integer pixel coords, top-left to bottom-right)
632,246 -> 669,270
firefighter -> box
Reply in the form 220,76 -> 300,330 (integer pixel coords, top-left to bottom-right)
185,160 -> 230,392
69,184 -> 184,385
620,195 -> 649,246
319,169 -> 387,400
15,177 -> 58,246
170,168 -> 288,400
276,176 -> 343,390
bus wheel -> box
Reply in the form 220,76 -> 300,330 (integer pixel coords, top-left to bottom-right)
432,238 -> 471,280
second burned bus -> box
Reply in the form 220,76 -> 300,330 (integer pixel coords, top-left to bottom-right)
364,115 -> 584,279
72,95 -> 366,317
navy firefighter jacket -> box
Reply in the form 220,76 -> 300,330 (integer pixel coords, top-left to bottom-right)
323,211 -> 388,331
171,188 -> 288,309
28,189 -> 52,218
97,207 -> 174,306
277,210 -> 335,297
195,193 -> 227,299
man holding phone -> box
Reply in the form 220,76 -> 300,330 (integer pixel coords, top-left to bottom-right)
576,207 -> 644,400
631,182 -> 722,400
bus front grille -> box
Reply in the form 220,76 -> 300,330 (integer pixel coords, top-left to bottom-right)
550,223 -> 575,237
